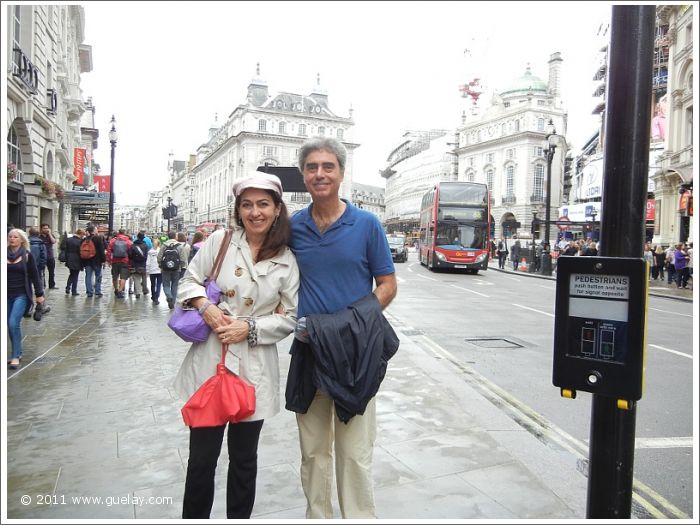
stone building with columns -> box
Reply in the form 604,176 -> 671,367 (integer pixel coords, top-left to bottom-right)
185,66 -> 358,227
6,5 -> 94,234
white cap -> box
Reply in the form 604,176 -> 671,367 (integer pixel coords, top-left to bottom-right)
232,172 -> 283,197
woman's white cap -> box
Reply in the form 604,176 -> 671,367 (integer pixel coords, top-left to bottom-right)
232,172 -> 283,197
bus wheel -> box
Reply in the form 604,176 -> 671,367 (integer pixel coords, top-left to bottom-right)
469,269 -> 479,275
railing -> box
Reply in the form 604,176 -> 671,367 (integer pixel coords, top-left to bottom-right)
12,46 -> 39,94
529,194 -> 545,204
501,194 -> 516,205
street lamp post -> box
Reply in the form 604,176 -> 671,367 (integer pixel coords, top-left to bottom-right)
108,115 -> 117,235
541,119 -> 559,276
529,211 -> 539,273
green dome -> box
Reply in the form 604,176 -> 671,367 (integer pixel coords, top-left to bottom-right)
499,66 -> 548,97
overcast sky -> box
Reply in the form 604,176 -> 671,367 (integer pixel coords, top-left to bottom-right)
80,1 -> 613,206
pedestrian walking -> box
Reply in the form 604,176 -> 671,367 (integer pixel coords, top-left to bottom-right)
511,240 -> 521,270
158,231 -> 187,309
673,242 -> 690,288
128,232 -> 149,298
497,237 -> 508,269
665,245 -> 676,284
174,172 -> 299,519
286,137 -> 398,519
146,238 -> 162,305
177,231 -> 191,279
652,245 -> 665,280
7,228 -> 46,369
82,225 -> 106,297
39,223 -> 58,289
60,228 -> 85,295
28,226 -> 47,279
107,228 -> 133,298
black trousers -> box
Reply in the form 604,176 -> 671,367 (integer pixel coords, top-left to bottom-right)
182,420 -> 264,519
46,257 -> 56,288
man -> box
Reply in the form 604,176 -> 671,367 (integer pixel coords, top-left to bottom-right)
39,223 -> 58,288
107,228 -> 132,298
130,230 -> 152,295
288,137 -> 397,518
28,226 -> 47,277
497,237 -> 508,269
82,225 -> 106,297
157,230 -> 186,309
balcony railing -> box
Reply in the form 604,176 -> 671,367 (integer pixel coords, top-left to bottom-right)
529,193 -> 545,204
12,46 -> 39,94
502,194 -> 516,205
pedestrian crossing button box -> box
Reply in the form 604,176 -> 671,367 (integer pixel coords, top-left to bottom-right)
552,256 -> 647,400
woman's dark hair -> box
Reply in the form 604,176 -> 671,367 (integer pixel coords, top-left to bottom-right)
234,188 -> 290,262
191,231 -> 205,244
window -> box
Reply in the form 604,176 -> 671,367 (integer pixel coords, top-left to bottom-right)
537,100 -> 546,106
537,118 -> 545,131
298,123 -> 306,136
337,129 -> 344,140
13,6 -> 20,48
534,146 -> 543,157
501,123 -> 507,135
533,165 -> 544,199
318,126 -> 325,136
279,121 -> 286,134
506,148 -> 515,160
264,146 -> 277,156
506,166 -> 514,194
486,169 -> 494,191
514,119 -> 520,131
7,125 -> 22,180
504,101 -> 510,108
469,157 -> 475,167
486,153 -> 494,163
258,119 -> 267,132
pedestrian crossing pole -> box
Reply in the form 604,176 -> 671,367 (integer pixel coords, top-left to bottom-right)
586,5 -> 655,518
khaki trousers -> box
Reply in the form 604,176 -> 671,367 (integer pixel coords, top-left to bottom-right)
296,391 -> 377,518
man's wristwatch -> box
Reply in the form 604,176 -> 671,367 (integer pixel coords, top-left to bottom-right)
198,300 -> 212,315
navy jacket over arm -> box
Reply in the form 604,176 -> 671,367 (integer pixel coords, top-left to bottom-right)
285,293 -> 399,423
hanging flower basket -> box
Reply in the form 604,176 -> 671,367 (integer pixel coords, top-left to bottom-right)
33,175 -> 64,200
7,162 -> 19,182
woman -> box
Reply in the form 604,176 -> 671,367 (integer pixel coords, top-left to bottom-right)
177,231 -> 191,279
60,228 -> 85,295
653,245 -> 666,281
189,230 -> 205,263
174,172 -> 299,519
7,229 -> 46,369
146,238 -> 162,305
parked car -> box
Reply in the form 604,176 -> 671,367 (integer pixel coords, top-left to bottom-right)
387,235 -> 408,262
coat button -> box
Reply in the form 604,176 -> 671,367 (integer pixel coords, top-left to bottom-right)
235,267 -> 243,277
244,297 -> 253,307
225,289 -> 236,298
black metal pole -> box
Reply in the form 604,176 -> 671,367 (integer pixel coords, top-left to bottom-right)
541,148 -> 554,275
167,196 -> 172,233
586,5 -> 655,519
108,140 -> 115,234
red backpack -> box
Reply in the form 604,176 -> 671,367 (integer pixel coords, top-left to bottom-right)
80,237 -> 97,259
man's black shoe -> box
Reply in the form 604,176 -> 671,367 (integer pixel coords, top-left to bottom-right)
33,304 -> 50,321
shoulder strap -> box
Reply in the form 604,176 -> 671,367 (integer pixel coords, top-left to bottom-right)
209,229 -> 234,281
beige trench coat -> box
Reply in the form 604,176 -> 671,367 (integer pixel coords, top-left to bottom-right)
173,228 -> 299,421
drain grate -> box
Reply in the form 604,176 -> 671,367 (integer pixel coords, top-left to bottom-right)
464,337 -> 524,349
33,356 -> 65,366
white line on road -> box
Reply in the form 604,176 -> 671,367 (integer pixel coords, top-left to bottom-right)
648,344 -> 692,359
512,303 -> 555,317
7,311 -> 100,381
396,275 -> 406,283
648,307 -> 693,318
635,437 -> 694,449
450,285 -> 489,298
414,272 -> 439,281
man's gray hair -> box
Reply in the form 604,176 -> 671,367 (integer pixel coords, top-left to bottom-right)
297,136 -> 347,175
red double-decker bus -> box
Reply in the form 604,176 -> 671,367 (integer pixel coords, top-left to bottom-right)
418,181 -> 491,274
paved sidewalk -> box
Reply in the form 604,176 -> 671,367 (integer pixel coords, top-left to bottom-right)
6,265 -> 594,520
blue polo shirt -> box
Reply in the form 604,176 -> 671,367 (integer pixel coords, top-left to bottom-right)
290,200 -> 394,317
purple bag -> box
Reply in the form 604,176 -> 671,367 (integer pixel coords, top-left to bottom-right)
167,230 -> 233,343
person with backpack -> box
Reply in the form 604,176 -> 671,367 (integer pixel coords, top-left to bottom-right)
107,228 -> 133,298
59,228 -> 85,295
177,232 -> 191,279
28,226 -> 47,278
129,232 -> 149,299
146,238 -> 162,305
157,230 -> 186,309
82,225 -> 106,297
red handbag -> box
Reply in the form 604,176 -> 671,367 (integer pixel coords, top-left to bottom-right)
181,344 -> 256,427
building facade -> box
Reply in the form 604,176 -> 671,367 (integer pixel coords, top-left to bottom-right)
653,5 -> 694,245
6,5 -> 94,234
184,67 -> 357,228
455,54 -> 568,243
351,181 -> 385,223
381,130 -> 455,235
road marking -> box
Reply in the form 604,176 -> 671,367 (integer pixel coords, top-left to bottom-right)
450,285 -> 489,298
648,344 -> 692,359
634,437 -> 694,449
396,275 -> 406,283
512,303 -> 555,317
414,272 -> 438,281
7,311 -> 100,381
648,307 -> 693,318
404,326 -> 688,519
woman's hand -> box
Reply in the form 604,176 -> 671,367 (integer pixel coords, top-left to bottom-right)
214,318 -> 249,344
